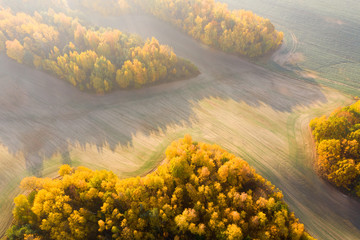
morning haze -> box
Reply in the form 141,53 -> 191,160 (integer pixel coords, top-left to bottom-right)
0,0 -> 359,239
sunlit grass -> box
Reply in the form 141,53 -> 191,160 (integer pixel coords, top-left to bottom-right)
0,84 -> 353,238
225,0 -> 360,96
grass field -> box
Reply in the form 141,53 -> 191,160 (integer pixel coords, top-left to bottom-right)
0,82 -> 356,239
224,0 -> 360,96
1,6 -> 360,240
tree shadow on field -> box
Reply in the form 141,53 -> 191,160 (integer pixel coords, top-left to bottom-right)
0,13 -> 327,173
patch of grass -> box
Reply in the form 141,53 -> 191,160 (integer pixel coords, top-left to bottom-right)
0,86 -> 355,239
0,146 -> 26,238
1,6 -> 359,239
224,0 -> 360,96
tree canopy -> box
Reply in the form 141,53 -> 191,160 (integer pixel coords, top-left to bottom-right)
310,100 -> 360,197
0,6 -> 199,94
8,136 -> 314,240
76,0 -> 283,57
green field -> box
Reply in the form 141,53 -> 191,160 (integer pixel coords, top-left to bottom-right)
224,0 -> 360,96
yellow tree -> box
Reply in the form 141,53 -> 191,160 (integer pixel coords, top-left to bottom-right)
328,159 -> 359,189
6,39 -> 25,63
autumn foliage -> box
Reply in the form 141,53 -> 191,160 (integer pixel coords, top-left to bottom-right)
8,136 -> 314,240
78,0 -> 283,57
310,101 -> 360,197
0,7 -> 199,94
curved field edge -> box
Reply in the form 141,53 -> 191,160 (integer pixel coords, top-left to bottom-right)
223,0 -> 360,96
8,136 -> 314,239
0,5 -> 359,239
71,0 -> 283,58
0,7 -> 200,94
0,86 -> 356,239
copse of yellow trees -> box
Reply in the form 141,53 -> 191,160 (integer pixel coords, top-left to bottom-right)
310,100 -> 360,197
0,7 -> 199,94
8,136 -> 314,240
77,0 -> 283,58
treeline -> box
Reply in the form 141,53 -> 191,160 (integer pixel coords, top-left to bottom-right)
310,101 -> 360,197
78,0 -> 283,57
8,136 -> 314,240
0,7 -> 199,94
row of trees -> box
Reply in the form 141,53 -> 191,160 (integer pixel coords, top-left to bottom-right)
78,0 -> 283,57
8,135 -> 314,239
0,7 -> 199,93
310,101 -> 360,197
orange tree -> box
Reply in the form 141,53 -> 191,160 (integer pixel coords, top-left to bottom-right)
77,0 -> 284,58
8,136 -> 314,240
310,101 -> 360,196
0,7 -> 199,94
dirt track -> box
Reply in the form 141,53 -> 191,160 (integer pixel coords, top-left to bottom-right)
0,13 -> 360,239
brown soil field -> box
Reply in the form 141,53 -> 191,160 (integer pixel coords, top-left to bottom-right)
0,13 -> 360,240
